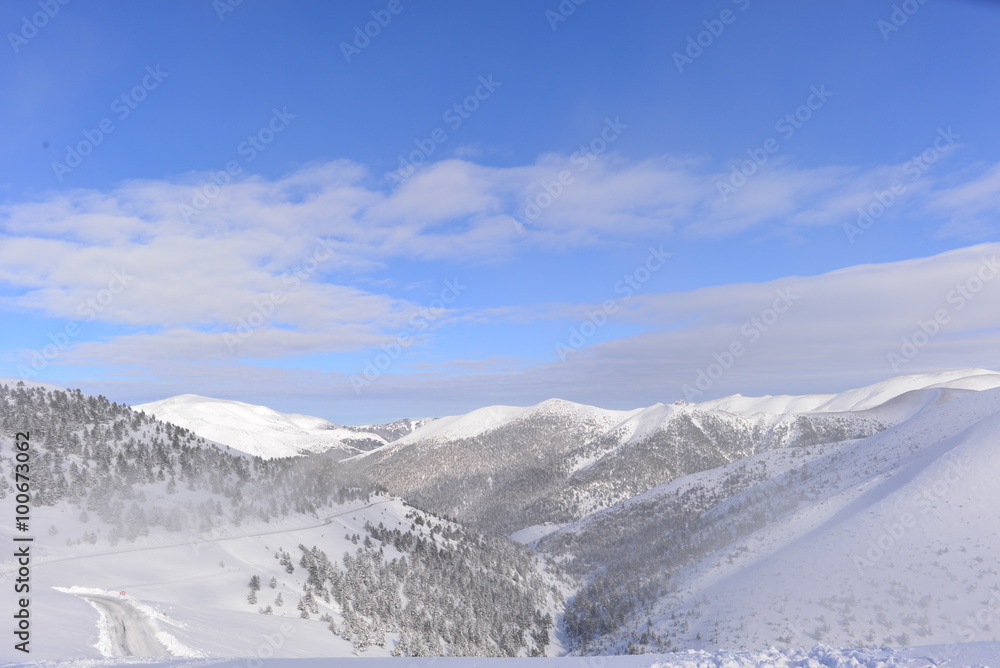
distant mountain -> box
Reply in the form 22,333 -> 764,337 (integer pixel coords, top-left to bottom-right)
341,417 -> 437,444
132,371 -> 1000,533
698,367 -> 1000,417
349,371 -> 1000,535
132,394 -> 396,460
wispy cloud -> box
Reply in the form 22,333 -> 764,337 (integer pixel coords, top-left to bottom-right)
40,243 -> 1000,423
2,152 -> 998,407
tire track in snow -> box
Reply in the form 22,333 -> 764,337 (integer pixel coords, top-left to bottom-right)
18,500 -> 395,657
77,593 -> 170,657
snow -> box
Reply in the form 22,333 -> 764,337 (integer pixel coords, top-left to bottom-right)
3,642 -> 999,666
550,385 -> 1000,652
0,378 -> 72,393
137,370 -> 1000,467
697,392 -> 836,416
700,368 -> 1000,416
132,394 -> 384,459
391,403 -> 533,444
611,403 -> 677,445
386,398 -> 635,448
7,369 -> 1000,664
52,588 -> 203,658
374,369 -> 1000,460
0,497 -> 420,663
509,523 -> 566,546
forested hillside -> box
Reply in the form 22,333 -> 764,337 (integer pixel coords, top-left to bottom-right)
350,402 -> 888,534
0,380 -> 566,658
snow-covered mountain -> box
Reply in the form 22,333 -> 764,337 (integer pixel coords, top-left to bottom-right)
4,369 -> 1000,662
136,369 -> 1000,465
346,368 -> 1000,533
539,377 -> 1000,653
343,417 -> 437,443
699,367 -> 1000,417
132,394 -> 392,460
369,368 -> 998,441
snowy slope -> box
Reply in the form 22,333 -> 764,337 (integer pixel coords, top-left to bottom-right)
367,369 -> 1000,457
680,387 -> 1000,650
133,394 -> 386,459
1,489 -> 565,662
698,367 -> 1000,415
0,497 -> 431,661
352,369 -> 999,534
0,380 -> 565,662
541,384 -> 1000,653
353,393 -> 892,534
386,398 -> 636,448
3,643 -> 1000,667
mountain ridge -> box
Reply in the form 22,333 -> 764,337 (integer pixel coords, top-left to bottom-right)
122,368 -> 1000,461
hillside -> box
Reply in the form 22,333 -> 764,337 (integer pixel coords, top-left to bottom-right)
133,394 -> 391,460
344,369 -> 1000,536
541,383 -> 1000,653
0,381 -> 565,661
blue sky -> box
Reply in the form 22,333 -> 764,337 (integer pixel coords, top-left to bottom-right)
2,0 -> 999,423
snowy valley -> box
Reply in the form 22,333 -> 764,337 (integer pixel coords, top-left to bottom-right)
2,370 -> 1000,666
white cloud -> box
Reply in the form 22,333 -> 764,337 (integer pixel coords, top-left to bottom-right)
39,243 -> 1000,424
2,152 -> 999,408
930,163 -> 1000,238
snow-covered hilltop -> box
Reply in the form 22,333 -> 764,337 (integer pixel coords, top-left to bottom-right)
133,394 -> 392,460
698,367 -> 1000,416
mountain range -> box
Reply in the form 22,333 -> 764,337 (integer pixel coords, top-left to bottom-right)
3,368 -> 1000,661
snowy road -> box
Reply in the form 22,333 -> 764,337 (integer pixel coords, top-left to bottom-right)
17,499 -> 395,573
21,500 -> 394,658
78,593 -> 170,657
